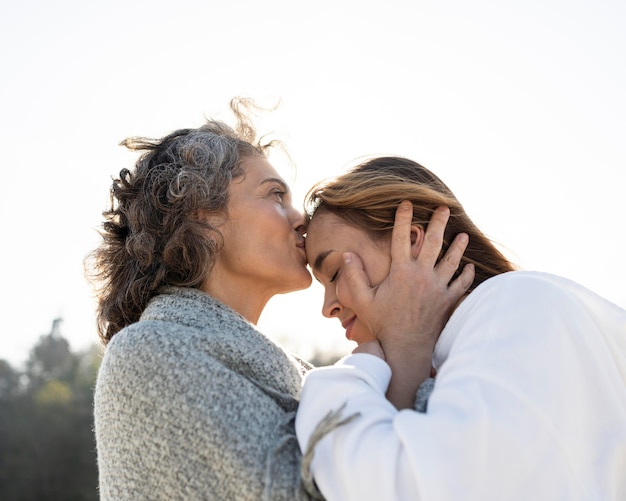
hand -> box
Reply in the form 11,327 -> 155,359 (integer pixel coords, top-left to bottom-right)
336,202 -> 474,348
352,340 -> 385,360
335,201 -> 474,408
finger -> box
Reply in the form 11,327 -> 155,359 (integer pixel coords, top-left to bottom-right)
447,262 -> 475,296
336,252 -> 373,310
419,206 -> 450,267
390,200 -> 414,264
435,232 -> 469,280
352,340 -> 385,360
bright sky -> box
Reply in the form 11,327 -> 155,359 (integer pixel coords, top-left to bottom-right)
1,0 -> 624,367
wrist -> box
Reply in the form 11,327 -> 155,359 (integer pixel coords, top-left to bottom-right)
380,335 -> 437,357
381,341 -> 435,379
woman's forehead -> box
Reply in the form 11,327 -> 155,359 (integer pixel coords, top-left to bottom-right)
233,156 -> 288,189
307,212 -> 347,234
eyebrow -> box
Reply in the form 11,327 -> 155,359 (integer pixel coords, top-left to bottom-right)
260,177 -> 289,192
312,250 -> 335,272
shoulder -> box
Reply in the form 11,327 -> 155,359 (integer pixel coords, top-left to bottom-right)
439,271 -> 619,358
462,271 -> 594,313
94,318 -> 248,426
103,317 -> 193,363
438,273 -> 575,352
96,321 -> 190,401
97,310 -> 231,400
476,269 -> 569,292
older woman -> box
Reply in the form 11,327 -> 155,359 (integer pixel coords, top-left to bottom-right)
86,102 -> 473,500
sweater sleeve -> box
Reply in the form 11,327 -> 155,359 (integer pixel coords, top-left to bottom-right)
295,273 -> 626,501
296,354 -> 421,501
95,324 -> 315,501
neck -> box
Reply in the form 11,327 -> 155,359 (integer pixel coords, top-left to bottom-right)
444,292 -> 469,327
200,277 -> 270,325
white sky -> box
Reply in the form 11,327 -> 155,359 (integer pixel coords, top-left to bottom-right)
1,0 -> 624,367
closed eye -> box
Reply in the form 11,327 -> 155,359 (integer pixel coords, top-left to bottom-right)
329,270 -> 339,282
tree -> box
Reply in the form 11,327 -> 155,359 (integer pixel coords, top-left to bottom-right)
25,318 -> 76,393
0,319 -> 101,500
0,359 -> 18,400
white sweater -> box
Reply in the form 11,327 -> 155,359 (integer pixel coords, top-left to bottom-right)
296,271 -> 626,501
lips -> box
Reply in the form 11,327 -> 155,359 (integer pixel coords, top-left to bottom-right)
342,316 -> 356,341
294,238 -> 306,257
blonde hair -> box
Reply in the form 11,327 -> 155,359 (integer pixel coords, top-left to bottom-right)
305,156 -> 516,291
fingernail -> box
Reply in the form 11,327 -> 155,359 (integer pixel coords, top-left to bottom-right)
343,252 -> 352,264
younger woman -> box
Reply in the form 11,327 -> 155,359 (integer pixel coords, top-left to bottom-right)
296,156 -> 626,501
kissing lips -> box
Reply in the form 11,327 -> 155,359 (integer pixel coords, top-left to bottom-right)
296,240 -> 307,263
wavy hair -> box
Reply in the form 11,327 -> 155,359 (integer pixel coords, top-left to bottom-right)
305,156 -> 516,292
86,98 -> 281,344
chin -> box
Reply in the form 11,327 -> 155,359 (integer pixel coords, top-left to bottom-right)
295,273 -> 313,290
284,272 -> 313,293
352,326 -> 376,346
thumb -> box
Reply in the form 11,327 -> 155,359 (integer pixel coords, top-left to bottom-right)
336,252 -> 373,310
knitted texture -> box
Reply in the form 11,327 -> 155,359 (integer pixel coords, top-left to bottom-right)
94,287 -> 316,500
414,377 -> 435,413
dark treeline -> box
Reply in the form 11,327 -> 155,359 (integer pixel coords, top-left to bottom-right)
0,319 -> 102,500
0,318 -> 341,500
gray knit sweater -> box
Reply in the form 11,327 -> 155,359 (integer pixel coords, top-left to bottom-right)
94,286 -> 318,500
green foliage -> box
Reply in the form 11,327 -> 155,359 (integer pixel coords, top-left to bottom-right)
34,380 -> 73,406
0,320 -> 102,501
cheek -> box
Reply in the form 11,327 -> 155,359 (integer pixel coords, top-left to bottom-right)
352,319 -> 377,345
364,253 -> 392,287
271,207 -> 295,236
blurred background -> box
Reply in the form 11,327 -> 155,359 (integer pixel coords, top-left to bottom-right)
1,0 -> 624,498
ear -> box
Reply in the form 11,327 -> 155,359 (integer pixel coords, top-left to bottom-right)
410,225 -> 425,259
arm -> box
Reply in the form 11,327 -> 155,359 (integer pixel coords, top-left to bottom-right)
296,273 -> 606,501
339,202 -> 474,408
296,354 -> 422,500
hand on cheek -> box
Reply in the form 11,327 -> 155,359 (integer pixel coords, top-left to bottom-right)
334,251 -> 369,313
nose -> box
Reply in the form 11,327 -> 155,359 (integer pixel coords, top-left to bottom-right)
322,285 -> 342,319
288,204 -> 306,232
